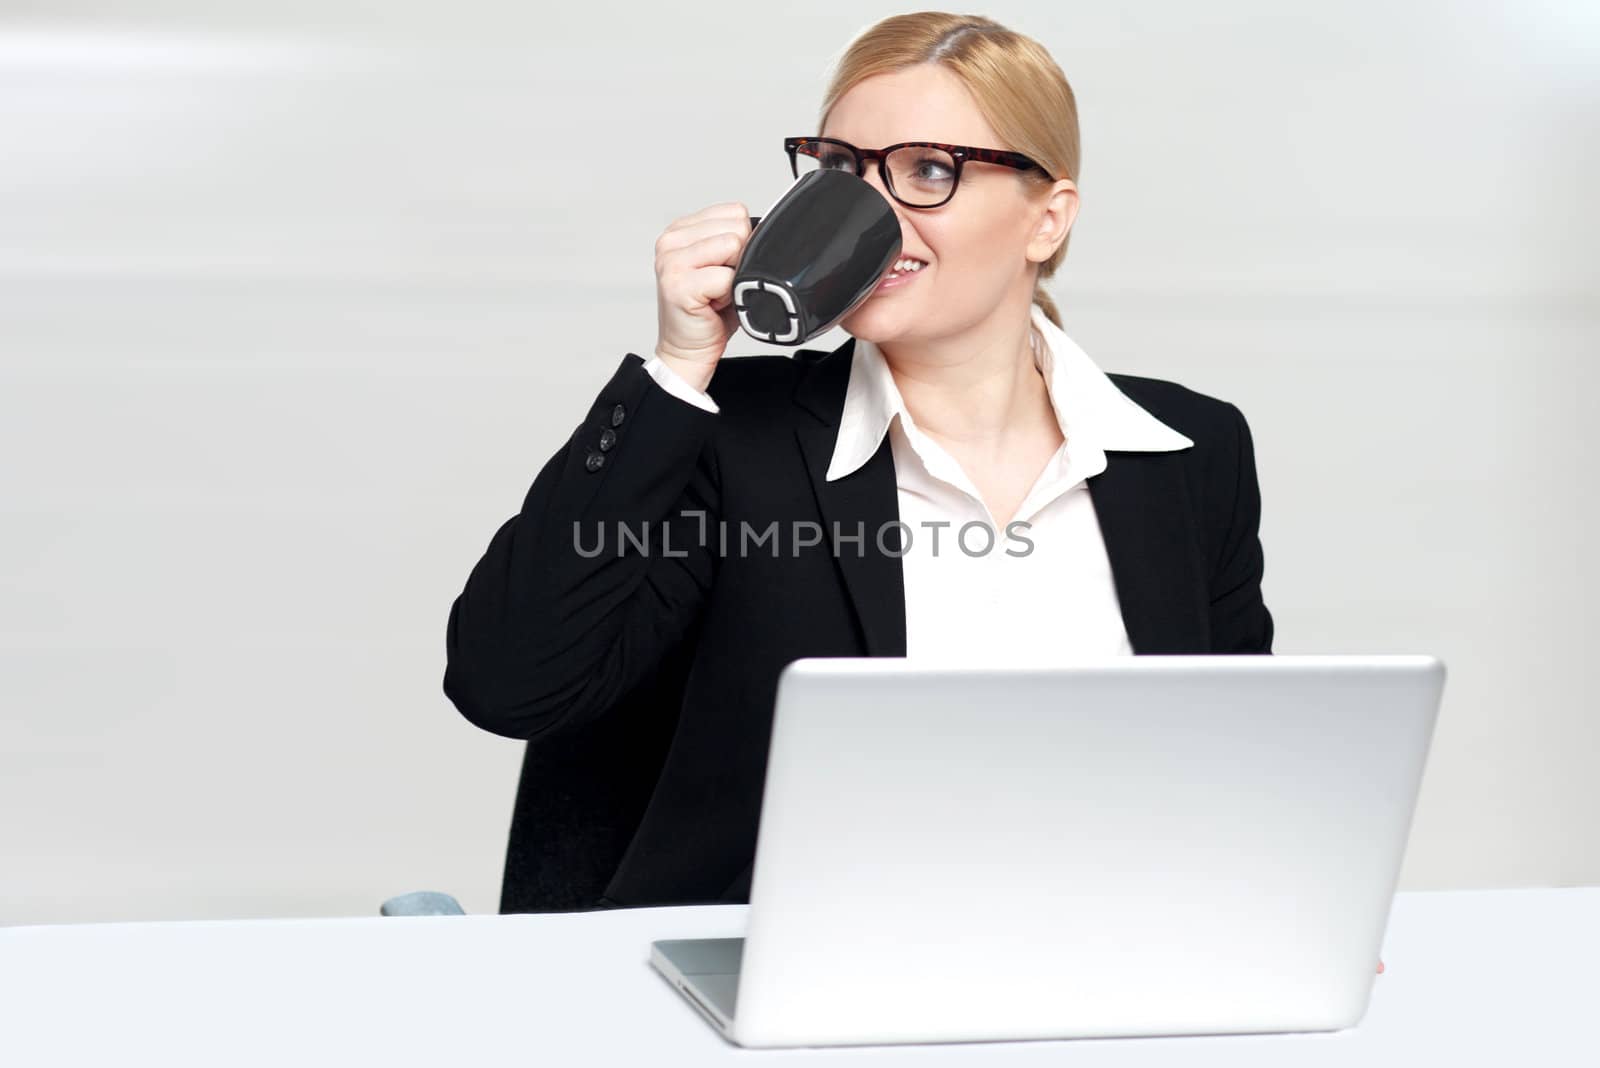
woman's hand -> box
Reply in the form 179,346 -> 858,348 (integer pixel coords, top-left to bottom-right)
1378,959 -> 1385,974
653,201 -> 754,393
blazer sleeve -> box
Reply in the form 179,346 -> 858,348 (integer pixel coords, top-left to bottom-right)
443,352 -> 721,741
1208,402 -> 1275,653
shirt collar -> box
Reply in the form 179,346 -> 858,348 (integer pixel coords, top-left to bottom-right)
825,303 -> 1194,482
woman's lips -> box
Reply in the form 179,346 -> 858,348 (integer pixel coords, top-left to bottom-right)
876,260 -> 928,292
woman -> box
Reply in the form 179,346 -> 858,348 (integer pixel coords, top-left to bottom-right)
443,12 -> 1274,912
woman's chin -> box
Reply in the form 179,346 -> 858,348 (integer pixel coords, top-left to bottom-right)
841,297 -> 911,340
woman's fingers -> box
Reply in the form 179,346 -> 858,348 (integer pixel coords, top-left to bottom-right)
654,202 -> 753,375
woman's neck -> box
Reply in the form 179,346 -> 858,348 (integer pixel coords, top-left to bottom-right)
880,315 -> 1059,458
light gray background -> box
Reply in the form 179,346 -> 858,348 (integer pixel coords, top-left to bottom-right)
2,1 -> 1595,925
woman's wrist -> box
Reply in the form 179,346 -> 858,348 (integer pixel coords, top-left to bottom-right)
653,347 -> 717,394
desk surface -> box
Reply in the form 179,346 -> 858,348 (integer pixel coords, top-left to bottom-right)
2,888 -> 1596,1066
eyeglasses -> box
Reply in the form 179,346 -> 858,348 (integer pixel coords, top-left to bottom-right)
785,136 -> 1047,209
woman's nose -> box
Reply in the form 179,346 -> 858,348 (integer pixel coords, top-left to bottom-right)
858,163 -> 912,234
859,160 -> 895,204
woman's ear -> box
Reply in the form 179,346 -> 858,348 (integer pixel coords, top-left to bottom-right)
1027,179 -> 1079,264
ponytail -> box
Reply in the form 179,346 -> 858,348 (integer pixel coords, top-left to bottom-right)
1033,284 -> 1062,330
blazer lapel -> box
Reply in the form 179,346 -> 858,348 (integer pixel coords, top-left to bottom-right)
1087,453 -> 1211,653
792,338 -> 908,657
788,337 -> 1210,657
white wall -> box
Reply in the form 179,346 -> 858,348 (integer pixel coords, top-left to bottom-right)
2,0 -> 1595,924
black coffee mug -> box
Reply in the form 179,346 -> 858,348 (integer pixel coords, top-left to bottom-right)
733,169 -> 902,345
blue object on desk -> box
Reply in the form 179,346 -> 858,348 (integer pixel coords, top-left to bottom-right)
380,890 -> 465,916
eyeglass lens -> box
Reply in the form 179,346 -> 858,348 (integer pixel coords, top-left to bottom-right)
794,142 -> 958,207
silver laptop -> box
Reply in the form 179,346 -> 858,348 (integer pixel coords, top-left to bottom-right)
650,654 -> 1445,1048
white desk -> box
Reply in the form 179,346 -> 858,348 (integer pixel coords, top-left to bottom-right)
2,889 -> 1595,1066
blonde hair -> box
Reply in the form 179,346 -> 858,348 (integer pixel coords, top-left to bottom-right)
818,12 -> 1081,338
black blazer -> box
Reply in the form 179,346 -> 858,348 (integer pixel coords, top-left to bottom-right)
443,335 -> 1274,910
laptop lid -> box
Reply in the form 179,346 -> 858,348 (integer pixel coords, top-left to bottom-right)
730,654 -> 1445,1047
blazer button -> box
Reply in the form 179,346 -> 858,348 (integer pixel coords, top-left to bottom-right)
584,451 -> 606,472
598,428 -> 617,451
610,403 -> 627,427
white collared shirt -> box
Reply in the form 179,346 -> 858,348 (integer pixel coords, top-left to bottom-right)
641,304 -> 1194,663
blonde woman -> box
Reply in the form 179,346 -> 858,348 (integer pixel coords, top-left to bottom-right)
444,12 -> 1274,913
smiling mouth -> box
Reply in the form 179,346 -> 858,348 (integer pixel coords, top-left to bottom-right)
882,256 -> 929,280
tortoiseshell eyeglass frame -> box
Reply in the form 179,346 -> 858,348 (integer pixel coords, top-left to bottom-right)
785,136 -> 1049,209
